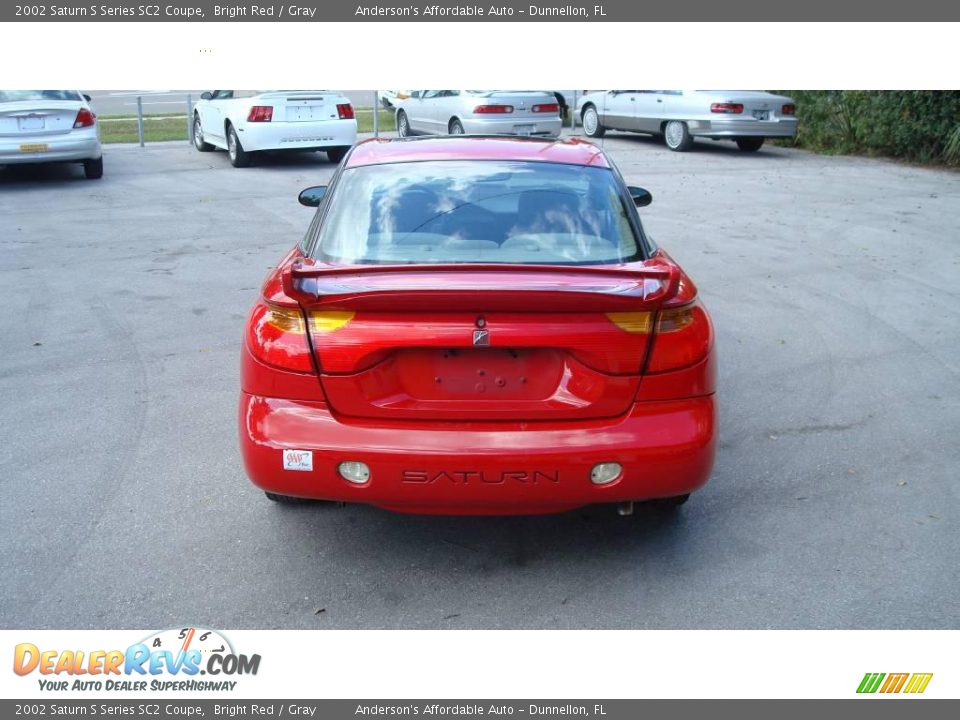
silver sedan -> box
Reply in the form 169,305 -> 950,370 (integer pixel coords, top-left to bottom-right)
577,90 -> 798,152
394,91 -> 562,138
0,90 -> 103,178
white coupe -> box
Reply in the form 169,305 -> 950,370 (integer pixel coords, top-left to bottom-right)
193,90 -> 358,167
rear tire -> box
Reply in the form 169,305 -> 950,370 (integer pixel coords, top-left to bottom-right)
664,120 -> 694,151
193,114 -> 213,152
449,118 -> 465,135
736,137 -> 765,152
226,124 -> 251,168
326,146 -> 349,164
83,157 -> 103,179
582,105 -> 605,138
396,110 -> 410,137
662,493 -> 690,507
265,492 -> 314,505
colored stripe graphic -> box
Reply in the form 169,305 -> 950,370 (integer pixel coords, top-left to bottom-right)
880,673 -> 909,693
857,673 -> 886,693
903,673 -> 933,694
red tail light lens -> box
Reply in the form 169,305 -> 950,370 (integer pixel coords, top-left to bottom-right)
781,103 -> 796,115
73,108 -> 96,128
532,103 -> 560,114
247,106 -> 273,122
710,103 -> 744,114
474,105 -> 513,114
337,103 -> 354,119
246,300 -> 314,373
646,301 -> 712,373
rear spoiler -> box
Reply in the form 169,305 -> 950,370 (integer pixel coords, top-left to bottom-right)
281,261 -> 680,312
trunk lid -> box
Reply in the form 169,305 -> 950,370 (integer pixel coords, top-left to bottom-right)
257,91 -> 340,123
286,262 -> 678,421
478,91 -> 558,121
0,101 -> 83,138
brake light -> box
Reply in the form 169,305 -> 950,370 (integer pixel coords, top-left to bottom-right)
710,103 -> 743,114
73,108 -> 96,128
532,103 -> 560,113
337,103 -> 354,119
247,106 -> 273,122
246,300 -> 314,373
781,103 -> 796,115
474,105 -> 513,114
646,301 -> 712,373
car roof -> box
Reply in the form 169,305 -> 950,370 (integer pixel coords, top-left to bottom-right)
344,135 -> 610,169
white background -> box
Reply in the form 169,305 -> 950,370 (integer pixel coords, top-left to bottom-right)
2,22 -> 959,89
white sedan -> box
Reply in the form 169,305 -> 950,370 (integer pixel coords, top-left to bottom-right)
193,90 -> 358,167
394,91 -> 562,138
578,90 -> 798,152
0,90 -> 103,179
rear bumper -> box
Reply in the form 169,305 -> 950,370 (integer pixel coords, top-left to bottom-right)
236,119 -> 357,152
239,392 -> 716,515
0,130 -> 101,164
688,117 -> 798,139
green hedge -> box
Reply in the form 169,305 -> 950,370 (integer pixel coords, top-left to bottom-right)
777,91 -> 960,166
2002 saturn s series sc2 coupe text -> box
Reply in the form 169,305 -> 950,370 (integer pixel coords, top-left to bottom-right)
239,135 -> 716,516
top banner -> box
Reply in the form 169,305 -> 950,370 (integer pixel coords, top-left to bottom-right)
5,0 -> 960,21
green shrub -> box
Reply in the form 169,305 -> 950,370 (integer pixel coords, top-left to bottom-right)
777,91 -> 960,166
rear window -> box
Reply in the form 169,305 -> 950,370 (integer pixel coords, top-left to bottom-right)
0,90 -> 82,102
314,160 -> 642,265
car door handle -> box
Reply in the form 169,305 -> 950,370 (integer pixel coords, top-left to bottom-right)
657,98 -> 663,103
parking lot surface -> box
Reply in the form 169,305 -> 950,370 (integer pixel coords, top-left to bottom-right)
1,134 -> 958,629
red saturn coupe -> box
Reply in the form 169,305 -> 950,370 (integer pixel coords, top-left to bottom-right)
239,135 -> 716,515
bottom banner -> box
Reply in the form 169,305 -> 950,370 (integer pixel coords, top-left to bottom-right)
1,700 -> 958,720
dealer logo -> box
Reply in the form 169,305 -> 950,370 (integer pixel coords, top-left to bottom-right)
13,626 -> 261,693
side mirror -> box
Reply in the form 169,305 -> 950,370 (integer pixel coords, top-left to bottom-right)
298,186 -> 328,207
82,94 -> 92,102
200,92 -> 213,100
628,186 -> 652,207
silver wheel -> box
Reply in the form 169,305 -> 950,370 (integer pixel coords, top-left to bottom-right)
227,131 -> 237,161
193,115 -> 213,152
583,106 -> 600,136
449,119 -> 464,135
397,111 -> 409,137
664,120 -> 693,151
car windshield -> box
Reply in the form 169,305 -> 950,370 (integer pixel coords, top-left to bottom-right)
0,90 -> 82,102
314,160 -> 642,265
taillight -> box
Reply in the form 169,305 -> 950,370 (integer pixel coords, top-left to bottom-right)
532,103 -> 560,114
73,108 -> 96,128
246,301 -> 314,373
606,312 -> 653,334
474,105 -> 513,114
308,310 -> 355,334
710,103 -> 743,114
247,106 -> 273,122
337,103 -> 354,119
646,301 -> 712,373
781,103 -> 796,115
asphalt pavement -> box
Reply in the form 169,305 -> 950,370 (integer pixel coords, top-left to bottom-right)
1,132 -> 958,629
